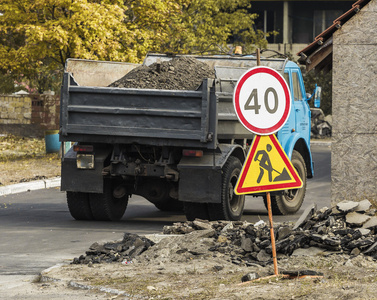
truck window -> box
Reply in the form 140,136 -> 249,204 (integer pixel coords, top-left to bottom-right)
292,72 -> 303,101
283,73 -> 290,88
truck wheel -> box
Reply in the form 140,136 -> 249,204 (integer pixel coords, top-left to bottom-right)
154,198 -> 183,212
208,156 -> 245,221
89,180 -> 128,221
184,202 -> 210,221
263,150 -> 307,215
67,192 -> 93,220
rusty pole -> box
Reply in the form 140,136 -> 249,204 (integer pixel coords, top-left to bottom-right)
256,49 -> 278,275
266,191 -> 279,275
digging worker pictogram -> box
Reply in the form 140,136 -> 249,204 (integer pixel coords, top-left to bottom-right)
254,143 -> 291,183
254,144 -> 273,183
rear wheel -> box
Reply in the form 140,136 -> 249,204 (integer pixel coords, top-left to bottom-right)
67,191 -> 93,220
263,150 -> 307,215
89,180 -> 128,221
208,156 -> 245,221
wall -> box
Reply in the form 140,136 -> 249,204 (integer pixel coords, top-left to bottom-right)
331,0 -> 377,203
0,94 -> 60,137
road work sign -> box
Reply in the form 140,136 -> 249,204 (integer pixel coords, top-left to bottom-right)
233,66 -> 291,135
235,134 -> 303,194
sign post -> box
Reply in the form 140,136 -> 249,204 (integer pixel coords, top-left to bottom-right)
233,62 -> 301,277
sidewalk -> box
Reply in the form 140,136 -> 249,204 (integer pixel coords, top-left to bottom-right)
0,177 -> 61,196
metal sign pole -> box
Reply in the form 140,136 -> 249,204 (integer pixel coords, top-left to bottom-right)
266,191 -> 279,276
256,49 -> 278,276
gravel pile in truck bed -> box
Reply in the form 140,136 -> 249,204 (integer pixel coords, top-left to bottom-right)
108,56 -> 215,90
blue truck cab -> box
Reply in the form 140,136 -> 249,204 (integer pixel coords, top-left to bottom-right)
280,61 -> 312,158
268,60 -> 320,214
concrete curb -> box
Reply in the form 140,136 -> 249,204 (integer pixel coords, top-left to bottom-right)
0,177 -> 61,196
311,140 -> 332,146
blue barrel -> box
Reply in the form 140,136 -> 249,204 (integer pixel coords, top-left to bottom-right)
44,130 -> 60,153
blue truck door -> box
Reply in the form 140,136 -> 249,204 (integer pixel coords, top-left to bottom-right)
277,72 -> 295,149
291,70 -> 310,143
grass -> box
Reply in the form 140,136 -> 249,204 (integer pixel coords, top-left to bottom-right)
0,134 -> 47,161
0,134 -> 61,186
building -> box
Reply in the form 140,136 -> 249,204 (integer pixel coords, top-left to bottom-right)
297,0 -> 376,204
251,0 -> 355,57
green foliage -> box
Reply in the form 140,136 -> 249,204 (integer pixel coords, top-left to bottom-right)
163,0 -> 270,54
0,0 -> 268,93
0,72 -> 18,94
303,69 -> 332,115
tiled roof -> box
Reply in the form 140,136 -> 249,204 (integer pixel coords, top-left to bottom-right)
297,0 -> 372,70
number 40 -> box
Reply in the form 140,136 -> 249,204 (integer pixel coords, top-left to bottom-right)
244,88 -> 278,114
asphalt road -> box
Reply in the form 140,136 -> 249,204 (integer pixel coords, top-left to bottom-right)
0,143 -> 330,276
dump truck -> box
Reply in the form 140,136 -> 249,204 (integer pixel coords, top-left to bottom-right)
60,53 -> 321,221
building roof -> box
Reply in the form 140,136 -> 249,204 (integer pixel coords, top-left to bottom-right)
297,0 -> 372,72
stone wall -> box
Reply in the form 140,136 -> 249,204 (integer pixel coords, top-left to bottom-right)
0,94 -> 60,137
332,0 -> 377,204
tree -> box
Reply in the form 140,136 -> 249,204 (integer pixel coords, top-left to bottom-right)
160,0 -> 269,54
0,0 -> 268,93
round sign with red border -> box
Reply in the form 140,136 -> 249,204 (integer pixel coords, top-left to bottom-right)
233,66 -> 291,135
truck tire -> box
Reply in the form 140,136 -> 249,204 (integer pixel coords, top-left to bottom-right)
183,202 -> 210,221
89,180 -> 128,221
154,198 -> 183,212
263,150 -> 307,215
67,192 -> 93,220
208,156 -> 245,221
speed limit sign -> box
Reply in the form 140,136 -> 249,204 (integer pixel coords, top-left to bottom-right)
233,66 -> 291,135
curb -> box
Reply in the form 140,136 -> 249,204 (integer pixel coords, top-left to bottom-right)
310,140 -> 332,146
0,177 -> 61,196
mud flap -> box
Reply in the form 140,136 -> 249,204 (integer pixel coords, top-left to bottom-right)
61,147 -> 110,193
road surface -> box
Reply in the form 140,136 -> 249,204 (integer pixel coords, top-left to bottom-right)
0,143 -> 330,276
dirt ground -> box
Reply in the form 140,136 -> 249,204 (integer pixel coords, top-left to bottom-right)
0,134 -> 60,186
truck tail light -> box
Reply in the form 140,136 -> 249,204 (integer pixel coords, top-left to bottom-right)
182,149 -> 203,157
73,145 -> 94,153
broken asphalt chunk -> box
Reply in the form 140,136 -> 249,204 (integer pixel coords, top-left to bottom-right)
293,203 -> 317,230
346,212 -> 371,227
336,200 -> 359,213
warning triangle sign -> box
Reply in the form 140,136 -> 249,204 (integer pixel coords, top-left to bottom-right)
235,134 -> 303,195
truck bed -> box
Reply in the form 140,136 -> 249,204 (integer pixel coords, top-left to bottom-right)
60,55 -> 287,148
61,74 -> 217,148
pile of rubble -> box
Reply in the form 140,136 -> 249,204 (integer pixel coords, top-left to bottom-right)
73,200 -> 377,267
163,200 -> 377,266
72,233 -> 155,265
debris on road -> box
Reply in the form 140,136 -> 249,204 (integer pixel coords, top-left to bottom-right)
73,200 -> 377,268
72,233 -> 154,265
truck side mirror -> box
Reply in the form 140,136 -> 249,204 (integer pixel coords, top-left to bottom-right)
314,86 -> 321,108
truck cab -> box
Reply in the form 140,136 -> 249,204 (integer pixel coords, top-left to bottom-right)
265,60 -> 319,215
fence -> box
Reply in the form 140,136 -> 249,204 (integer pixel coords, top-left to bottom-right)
0,93 -> 60,137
